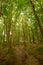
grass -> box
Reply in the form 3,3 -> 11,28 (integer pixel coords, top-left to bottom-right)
36,46 -> 43,53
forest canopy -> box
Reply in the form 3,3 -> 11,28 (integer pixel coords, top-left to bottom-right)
0,0 -> 43,47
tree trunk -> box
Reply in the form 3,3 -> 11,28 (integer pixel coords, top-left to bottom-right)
30,0 -> 43,38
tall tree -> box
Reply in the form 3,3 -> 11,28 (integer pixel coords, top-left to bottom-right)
30,0 -> 43,38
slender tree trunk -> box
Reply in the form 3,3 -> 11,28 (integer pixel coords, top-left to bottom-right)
22,21 -> 26,47
0,0 -> 3,17
6,11 -> 12,48
30,0 -> 43,38
31,28 -> 35,43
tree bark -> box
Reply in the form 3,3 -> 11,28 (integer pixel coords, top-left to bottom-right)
30,0 -> 43,38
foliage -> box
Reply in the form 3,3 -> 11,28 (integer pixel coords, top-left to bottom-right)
0,0 -> 43,47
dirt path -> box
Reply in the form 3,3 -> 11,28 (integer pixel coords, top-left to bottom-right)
14,45 -> 40,65
0,44 -> 43,65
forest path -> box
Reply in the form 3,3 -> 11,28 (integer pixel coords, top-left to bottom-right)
0,43 -> 43,65
26,43 -> 43,65
14,43 -> 43,65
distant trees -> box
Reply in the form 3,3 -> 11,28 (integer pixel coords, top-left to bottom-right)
0,0 -> 43,47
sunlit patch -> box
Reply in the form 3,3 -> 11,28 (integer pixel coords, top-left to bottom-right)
21,12 -> 24,15
0,19 -> 2,24
0,22 -> 2,24
10,32 -> 12,35
12,17 -> 14,21
28,19 -> 31,22
3,31 -> 5,35
16,23 -> 19,26
0,19 -> 4,26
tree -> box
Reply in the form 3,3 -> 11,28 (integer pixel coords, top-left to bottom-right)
30,0 -> 43,38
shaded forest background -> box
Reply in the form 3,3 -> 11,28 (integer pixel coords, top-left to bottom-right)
0,0 -> 43,65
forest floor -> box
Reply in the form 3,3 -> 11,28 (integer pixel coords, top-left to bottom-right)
0,42 -> 43,65
26,42 -> 43,65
